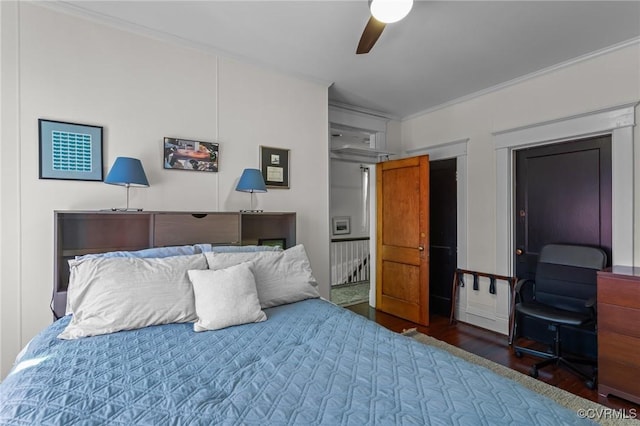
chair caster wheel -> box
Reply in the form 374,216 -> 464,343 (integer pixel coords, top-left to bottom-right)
514,351 -> 523,358
585,380 -> 596,390
530,367 -> 539,378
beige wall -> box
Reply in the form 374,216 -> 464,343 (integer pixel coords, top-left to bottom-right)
401,43 -> 640,330
0,3 -> 330,378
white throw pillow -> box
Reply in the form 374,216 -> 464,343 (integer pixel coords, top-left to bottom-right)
188,263 -> 266,331
59,254 -> 207,339
205,244 -> 320,308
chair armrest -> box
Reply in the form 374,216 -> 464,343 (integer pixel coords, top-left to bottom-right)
514,278 -> 535,303
585,296 -> 597,316
515,278 -> 533,294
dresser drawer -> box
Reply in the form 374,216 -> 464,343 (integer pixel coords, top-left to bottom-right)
598,275 -> 640,309
596,268 -> 640,404
598,330 -> 640,366
599,357 -> 640,399
598,331 -> 640,402
154,213 -> 240,247
598,330 -> 640,400
598,304 -> 640,338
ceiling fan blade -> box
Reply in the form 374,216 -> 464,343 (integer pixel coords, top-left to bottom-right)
356,16 -> 386,54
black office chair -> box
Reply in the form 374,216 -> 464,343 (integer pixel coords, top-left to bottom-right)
512,244 -> 607,389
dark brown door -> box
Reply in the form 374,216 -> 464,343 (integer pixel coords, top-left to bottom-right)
376,156 -> 430,325
515,135 -> 612,281
429,158 -> 457,317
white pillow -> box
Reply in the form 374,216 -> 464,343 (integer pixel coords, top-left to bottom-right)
188,263 -> 266,331
59,254 -> 207,339
66,247 -> 198,315
205,244 -> 320,308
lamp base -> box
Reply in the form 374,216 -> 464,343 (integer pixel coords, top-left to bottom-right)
101,208 -> 144,212
240,209 -> 264,213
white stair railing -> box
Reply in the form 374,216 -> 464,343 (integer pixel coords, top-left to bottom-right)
330,237 -> 370,286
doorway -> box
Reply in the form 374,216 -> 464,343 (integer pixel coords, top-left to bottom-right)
513,135 -> 612,354
514,135 -> 613,280
429,158 -> 457,317
495,103 -> 635,283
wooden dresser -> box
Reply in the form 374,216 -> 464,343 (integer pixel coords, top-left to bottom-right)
597,266 -> 640,405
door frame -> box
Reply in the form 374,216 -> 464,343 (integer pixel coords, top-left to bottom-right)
514,135 -> 613,280
495,102 -> 637,279
405,138 -> 468,271
401,139 -> 468,314
329,104 -> 392,307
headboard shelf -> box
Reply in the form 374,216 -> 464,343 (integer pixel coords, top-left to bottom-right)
153,212 -> 240,247
61,247 -> 150,257
53,210 -> 296,319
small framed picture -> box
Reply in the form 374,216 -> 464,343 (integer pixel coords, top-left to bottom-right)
164,137 -> 219,172
332,216 -> 351,235
39,119 -> 103,181
260,145 -> 290,188
258,238 -> 287,249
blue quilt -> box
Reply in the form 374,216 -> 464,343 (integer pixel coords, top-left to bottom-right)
1,299 -> 591,425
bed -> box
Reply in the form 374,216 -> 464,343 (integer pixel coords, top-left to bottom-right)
0,212 -> 592,424
2,298 -> 592,425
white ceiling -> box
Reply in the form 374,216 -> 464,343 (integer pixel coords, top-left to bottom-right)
56,1 -> 640,119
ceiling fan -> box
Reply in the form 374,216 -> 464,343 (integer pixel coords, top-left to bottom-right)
356,0 -> 414,54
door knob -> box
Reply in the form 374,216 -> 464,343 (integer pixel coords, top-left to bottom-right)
515,248 -> 524,256
418,246 -> 424,251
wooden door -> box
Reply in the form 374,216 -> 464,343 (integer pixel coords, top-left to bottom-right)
429,158 -> 457,317
515,135 -> 612,281
376,155 -> 429,326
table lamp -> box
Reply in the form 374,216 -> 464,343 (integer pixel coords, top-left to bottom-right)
104,157 -> 149,211
235,168 -> 267,212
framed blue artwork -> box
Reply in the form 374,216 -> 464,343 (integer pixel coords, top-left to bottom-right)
39,119 -> 103,181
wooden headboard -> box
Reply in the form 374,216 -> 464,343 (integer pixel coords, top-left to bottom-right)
53,210 -> 296,319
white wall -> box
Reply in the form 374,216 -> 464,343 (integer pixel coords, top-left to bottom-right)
0,1 -> 22,385
385,119 -> 402,154
0,3 -> 329,378
401,43 -> 640,333
330,160 -> 370,239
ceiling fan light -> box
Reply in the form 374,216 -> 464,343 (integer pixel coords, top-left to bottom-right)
369,0 -> 413,24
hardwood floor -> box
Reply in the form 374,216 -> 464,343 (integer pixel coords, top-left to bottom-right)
346,302 -> 640,412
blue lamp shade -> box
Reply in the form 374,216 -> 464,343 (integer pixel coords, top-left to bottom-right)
104,157 -> 149,211
235,168 -> 266,193
105,157 -> 149,187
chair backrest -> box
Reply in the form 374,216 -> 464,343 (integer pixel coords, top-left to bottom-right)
534,244 -> 607,314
